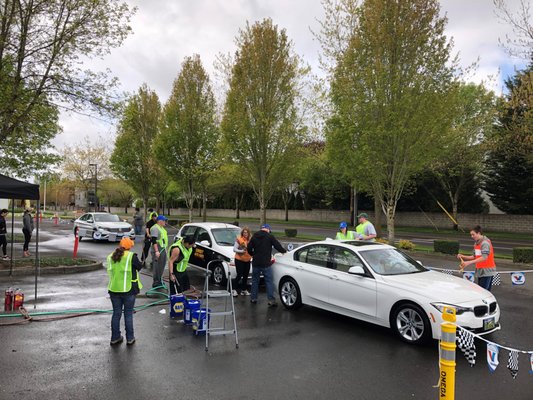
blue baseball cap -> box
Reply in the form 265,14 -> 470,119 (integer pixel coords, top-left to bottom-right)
261,223 -> 271,231
156,215 -> 168,221
339,221 -> 348,229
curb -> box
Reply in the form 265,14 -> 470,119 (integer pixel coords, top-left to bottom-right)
0,261 -> 103,277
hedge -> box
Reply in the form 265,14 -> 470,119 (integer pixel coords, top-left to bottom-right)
513,247 -> 533,264
434,240 -> 460,255
285,229 -> 298,238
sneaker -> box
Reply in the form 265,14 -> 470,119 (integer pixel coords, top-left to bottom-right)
2,255 -> 9,260
250,299 -> 257,304
126,339 -> 136,345
267,301 -> 278,308
232,290 -> 238,297
110,336 -> 124,345
241,290 -> 251,296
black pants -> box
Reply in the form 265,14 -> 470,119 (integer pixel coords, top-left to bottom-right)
22,229 -> 31,252
0,234 -> 6,256
142,238 -> 151,262
233,259 -> 250,293
170,271 -> 190,294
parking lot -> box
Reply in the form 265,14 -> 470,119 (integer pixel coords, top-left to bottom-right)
1,223 -> 532,399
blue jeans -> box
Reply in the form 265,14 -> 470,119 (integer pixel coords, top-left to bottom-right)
110,293 -> 136,341
477,276 -> 493,291
134,225 -> 143,236
251,266 -> 275,302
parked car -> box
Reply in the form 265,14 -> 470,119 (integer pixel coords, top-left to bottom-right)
272,240 -> 500,344
175,222 -> 241,285
73,212 -> 135,242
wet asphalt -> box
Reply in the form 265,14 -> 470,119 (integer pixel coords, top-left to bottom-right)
1,221 -> 533,400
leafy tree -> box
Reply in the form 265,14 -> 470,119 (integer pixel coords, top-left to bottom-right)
110,84 -> 161,217
0,0 -> 135,151
99,178 -> 134,213
155,54 -> 219,222
493,0 -> 533,59
484,64 -> 533,214
221,19 -> 306,224
328,0 -> 457,243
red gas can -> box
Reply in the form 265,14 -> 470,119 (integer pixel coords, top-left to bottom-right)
13,288 -> 24,311
4,287 -> 14,311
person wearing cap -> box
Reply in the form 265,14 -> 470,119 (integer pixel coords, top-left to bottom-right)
335,221 -> 356,240
107,237 -> 143,345
247,224 -> 286,307
168,235 -> 195,294
0,209 -> 8,260
150,215 -> 168,288
355,213 -> 377,241
142,211 -> 158,265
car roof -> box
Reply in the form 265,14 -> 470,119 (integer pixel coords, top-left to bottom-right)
181,222 -> 240,230
297,239 -> 394,252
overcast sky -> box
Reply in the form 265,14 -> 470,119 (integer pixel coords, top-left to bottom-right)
53,0 -> 527,150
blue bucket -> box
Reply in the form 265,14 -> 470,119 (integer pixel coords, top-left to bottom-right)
192,308 -> 210,336
169,294 -> 185,319
184,299 -> 201,325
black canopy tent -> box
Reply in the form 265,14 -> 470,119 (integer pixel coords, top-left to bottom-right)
0,174 -> 41,306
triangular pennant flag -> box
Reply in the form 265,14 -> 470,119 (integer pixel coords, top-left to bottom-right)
457,328 -> 476,366
507,350 -> 519,379
463,271 -> 475,282
487,343 -> 499,372
492,273 -> 501,286
511,272 -> 525,285
529,353 -> 533,375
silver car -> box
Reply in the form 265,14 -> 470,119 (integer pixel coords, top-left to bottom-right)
73,212 -> 135,242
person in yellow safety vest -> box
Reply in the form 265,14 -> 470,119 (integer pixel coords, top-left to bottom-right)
142,211 -> 158,265
457,225 -> 497,291
147,208 -> 158,221
150,215 -> 168,289
355,213 -> 377,241
336,221 -> 356,240
107,237 -> 143,346
168,236 -> 195,294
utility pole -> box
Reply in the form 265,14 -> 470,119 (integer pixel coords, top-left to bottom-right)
89,163 -> 98,211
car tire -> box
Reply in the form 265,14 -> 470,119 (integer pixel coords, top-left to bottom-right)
279,277 -> 302,310
390,303 -> 431,345
210,262 -> 227,286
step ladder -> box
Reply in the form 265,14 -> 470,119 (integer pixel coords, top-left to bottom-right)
203,260 -> 239,351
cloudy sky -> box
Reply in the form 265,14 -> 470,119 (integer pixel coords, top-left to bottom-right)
53,0 -> 528,149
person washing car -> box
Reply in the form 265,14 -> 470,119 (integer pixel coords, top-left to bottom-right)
335,221 -> 356,240
355,213 -> 377,241
168,236 -> 195,294
247,224 -> 286,307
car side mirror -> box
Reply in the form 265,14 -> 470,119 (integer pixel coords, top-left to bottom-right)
416,260 -> 423,266
348,266 -> 365,275
199,240 -> 211,247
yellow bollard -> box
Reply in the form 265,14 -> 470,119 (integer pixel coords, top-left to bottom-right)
439,307 -> 456,400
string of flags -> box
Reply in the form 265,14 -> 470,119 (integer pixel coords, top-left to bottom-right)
455,325 -> 533,379
431,268 -> 533,286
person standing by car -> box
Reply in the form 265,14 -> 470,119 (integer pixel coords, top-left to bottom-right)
150,215 -> 168,289
133,207 -> 144,238
232,227 -> 252,296
247,224 -> 286,307
335,221 -> 356,240
457,225 -> 497,291
355,213 -> 377,241
142,212 -> 158,265
168,236 -> 195,294
22,208 -> 34,257
107,237 -> 143,345
0,209 -> 8,260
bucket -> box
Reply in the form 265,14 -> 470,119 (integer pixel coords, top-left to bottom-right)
169,294 -> 185,319
184,299 -> 201,325
192,308 -> 210,336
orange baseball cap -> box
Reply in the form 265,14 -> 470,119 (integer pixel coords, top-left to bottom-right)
119,237 -> 134,250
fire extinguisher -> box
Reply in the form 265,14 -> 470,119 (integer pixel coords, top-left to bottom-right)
4,287 -> 14,311
13,288 -> 24,311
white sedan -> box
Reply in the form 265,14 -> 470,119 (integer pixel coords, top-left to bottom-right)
73,212 -> 135,242
272,240 -> 500,344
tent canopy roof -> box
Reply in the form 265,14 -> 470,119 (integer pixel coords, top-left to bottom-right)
0,174 -> 40,200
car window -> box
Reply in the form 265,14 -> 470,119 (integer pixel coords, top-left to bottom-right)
93,214 -> 120,223
359,248 -> 427,275
80,214 -> 89,221
305,245 -> 331,268
211,228 -> 240,246
197,228 -> 211,244
333,247 -> 365,273
294,247 -> 308,262
181,225 -> 198,238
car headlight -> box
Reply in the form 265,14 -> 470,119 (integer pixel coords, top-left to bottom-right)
431,302 -> 471,316
97,227 -> 104,232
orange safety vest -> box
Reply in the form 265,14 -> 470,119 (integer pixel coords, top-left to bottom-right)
474,238 -> 496,269
234,236 -> 252,262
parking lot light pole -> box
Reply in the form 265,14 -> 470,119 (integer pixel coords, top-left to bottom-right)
439,307 -> 456,400
89,163 -> 98,212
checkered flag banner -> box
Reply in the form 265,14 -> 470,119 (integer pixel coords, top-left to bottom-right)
507,350 -> 519,379
457,328 -> 476,367
492,273 -> 501,286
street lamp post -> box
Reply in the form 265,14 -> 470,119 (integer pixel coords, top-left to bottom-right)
89,163 -> 98,212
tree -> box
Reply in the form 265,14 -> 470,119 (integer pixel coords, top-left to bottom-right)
110,84 -> 162,217
0,0 -> 135,153
99,178 -> 134,213
328,0 -> 457,243
155,54 -> 219,222
484,63 -> 533,214
493,0 -> 533,59
221,19 -> 306,224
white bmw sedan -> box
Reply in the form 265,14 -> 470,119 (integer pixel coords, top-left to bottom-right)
272,240 -> 500,344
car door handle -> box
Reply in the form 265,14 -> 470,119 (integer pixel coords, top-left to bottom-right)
329,275 -> 338,280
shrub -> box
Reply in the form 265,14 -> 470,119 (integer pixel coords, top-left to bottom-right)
285,229 -> 297,238
397,239 -> 415,251
375,237 -> 388,244
434,240 -> 459,255
513,247 -> 533,264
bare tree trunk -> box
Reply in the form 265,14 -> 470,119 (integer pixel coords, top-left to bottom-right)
386,203 -> 395,245
202,192 -> 207,222
349,186 -> 355,226
452,190 -> 459,231
374,196 -> 383,238
235,193 -> 240,219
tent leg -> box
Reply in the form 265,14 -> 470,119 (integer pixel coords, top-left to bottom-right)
9,200 -> 14,276
34,203 -> 40,308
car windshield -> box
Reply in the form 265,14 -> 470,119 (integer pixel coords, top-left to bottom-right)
359,248 -> 427,275
211,228 -> 240,246
93,214 -> 121,223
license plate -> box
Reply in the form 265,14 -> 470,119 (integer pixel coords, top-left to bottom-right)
483,317 -> 495,330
